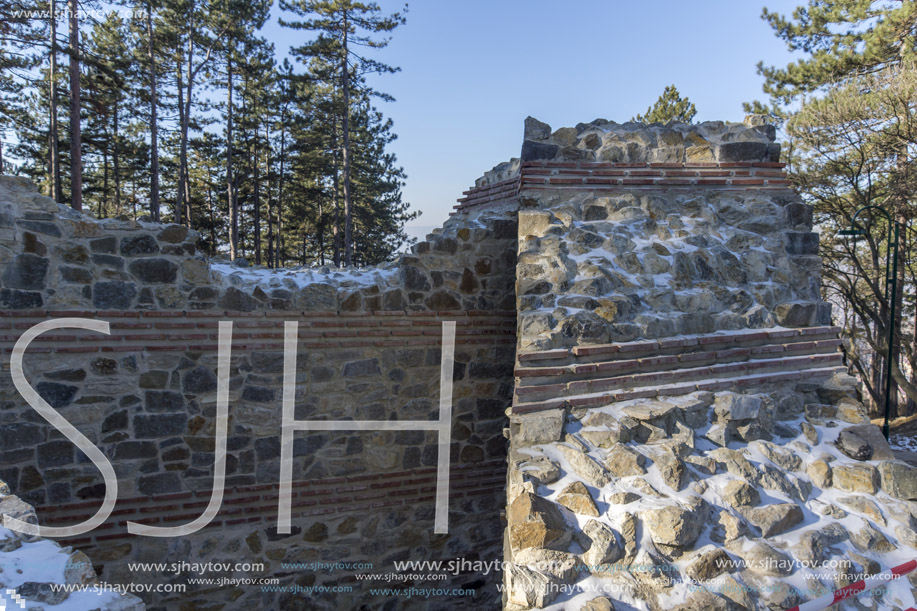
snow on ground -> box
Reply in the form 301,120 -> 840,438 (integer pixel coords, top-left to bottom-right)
0,525 -> 123,610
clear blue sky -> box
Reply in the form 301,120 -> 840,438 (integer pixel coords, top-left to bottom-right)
265,0 -> 802,240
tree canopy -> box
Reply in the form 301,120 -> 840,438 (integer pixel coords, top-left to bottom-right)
632,84 -> 697,124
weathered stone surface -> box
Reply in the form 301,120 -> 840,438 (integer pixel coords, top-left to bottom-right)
752,440 -> 802,472
2,254 -> 48,289
158,224 -> 188,243
128,258 -> 178,283
742,541 -> 793,577
64,551 -> 98,585
714,393 -> 762,420
519,457 -> 561,486
296,283 -> 337,310
784,231 -> 819,255
721,480 -> 759,508
685,548 -> 733,582
508,492 -> 571,552
850,519 -> 894,552
556,481 -> 599,517
742,503 -> 803,537
807,458 -> 832,488
838,495 -> 885,525
93,281 -> 137,309
835,429 -> 873,461
642,501 -> 703,548
120,234 -> 159,255
604,444 -> 646,477
878,460 -> 917,500
833,464 -> 879,494
0,494 -> 40,541
710,448 -> 759,483
518,211 -> 554,238
504,563 -> 560,608
654,447 -> 687,491
841,424 -> 894,460
801,422 -> 819,444
606,491 -> 640,504
17,582 -> 69,605
582,519 -> 622,567
513,409 -> 564,446
580,597 -> 615,611
774,302 -> 816,326
559,445 -> 611,488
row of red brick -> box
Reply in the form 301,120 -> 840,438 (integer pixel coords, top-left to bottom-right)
36,460 -> 507,546
512,365 -> 847,414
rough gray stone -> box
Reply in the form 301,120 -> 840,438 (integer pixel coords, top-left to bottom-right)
835,429 -> 873,461
128,258 -> 178,283
582,519 -> 622,567
556,481 -> 599,516
775,302 -> 816,326
3,254 -> 48,290
120,234 -> 160,255
513,410 -> 564,446
559,445 -> 611,488
93,281 -> 137,309
17,582 -> 69,605
742,503 -> 803,537
508,492 -> 571,552
604,444 -> 646,477
642,501 -> 703,548
878,461 -> 917,500
722,480 -> 759,508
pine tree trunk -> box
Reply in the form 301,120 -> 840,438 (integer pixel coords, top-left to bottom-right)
68,0 -> 81,211
146,1 -> 160,222
175,58 -> 185,224
276,112 -> 286,268
318,200 -> 325,266
341,10 -> 353,266
102,142 -> 109,218
181,33 -> 194,228
890,221 -> 904,420
227,54 -> 238,260
331,115 -> 340,266
49,0 -> 61,202
253,133 -> 261,266
208,169 -> 216,256
113,105 -> 121,215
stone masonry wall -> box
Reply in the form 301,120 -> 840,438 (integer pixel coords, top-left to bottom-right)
502,117 -> 917,610
0,175 -> 517,609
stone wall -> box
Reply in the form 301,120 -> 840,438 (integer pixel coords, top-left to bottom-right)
0,175 -> 517,608
501,118 -> 917,610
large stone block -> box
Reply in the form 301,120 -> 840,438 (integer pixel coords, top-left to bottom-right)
134,414 -> 186,438
785,231 -> 819,255
774,301 -> 817,327
2,254 -> 48,290
512,409 -> 564,446
93,281 -> 137,309
507,492 -> 571,551
120,234 -> 160,256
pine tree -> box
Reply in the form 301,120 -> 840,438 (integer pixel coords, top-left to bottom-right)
749,0 -> 917,116
280,0 -> 407,266
633,85 -> 696,124
67,0 -> 81,210
83,13 -> 133,217
752,1 -> 917,417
